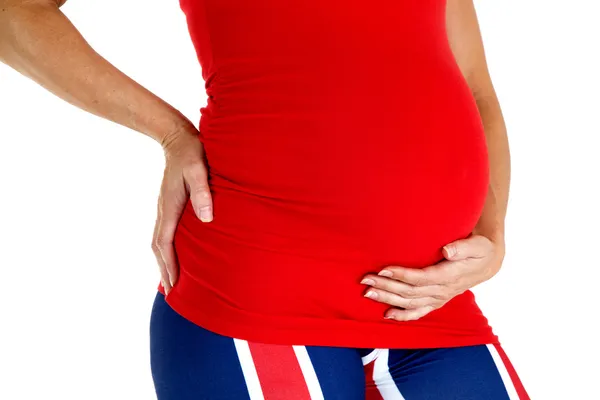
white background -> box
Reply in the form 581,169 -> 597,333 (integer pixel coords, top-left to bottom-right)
1,1 -> 598,399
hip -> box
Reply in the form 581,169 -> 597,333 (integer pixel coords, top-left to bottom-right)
150,291 -> 528,400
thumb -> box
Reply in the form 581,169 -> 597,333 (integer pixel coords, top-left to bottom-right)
185,163 -> 213,222
442,236 -> 483,260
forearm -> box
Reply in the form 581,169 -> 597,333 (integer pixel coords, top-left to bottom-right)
444,0 -> 510,246
472,85 -> 510,245
0,1 -> 193,144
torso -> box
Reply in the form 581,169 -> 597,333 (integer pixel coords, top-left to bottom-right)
159,0 -> 497,348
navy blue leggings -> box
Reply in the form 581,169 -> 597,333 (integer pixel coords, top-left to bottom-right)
150,291 -> 529,399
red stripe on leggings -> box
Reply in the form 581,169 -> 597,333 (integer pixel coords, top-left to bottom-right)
247,342 -> 312,400
364,360 -> 385,400
493,343 -> 531,400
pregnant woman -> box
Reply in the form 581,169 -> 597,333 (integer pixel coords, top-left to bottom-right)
0,0 -> 530,398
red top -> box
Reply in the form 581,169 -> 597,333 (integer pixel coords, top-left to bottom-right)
158,0 -> 498,348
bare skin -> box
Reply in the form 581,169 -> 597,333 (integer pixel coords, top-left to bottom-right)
0,0 -> 213,295
360,0 -> 510,321
0,0 -> 508,319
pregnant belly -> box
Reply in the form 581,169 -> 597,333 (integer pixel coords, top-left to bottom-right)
174,68 -> 490,322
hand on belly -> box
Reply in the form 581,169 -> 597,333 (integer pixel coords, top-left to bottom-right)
359,234 -> 505,321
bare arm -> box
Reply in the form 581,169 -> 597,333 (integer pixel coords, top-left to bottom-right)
0,0 -> 214,295
0,0 -> 194,144
446,0 -> 510,246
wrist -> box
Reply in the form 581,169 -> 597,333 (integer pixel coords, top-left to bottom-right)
472,225 -> 506,261
486,231 -> 505,276
472,223 -> 505,245
159,120 -> 199,155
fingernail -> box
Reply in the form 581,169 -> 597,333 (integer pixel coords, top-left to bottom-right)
378,270 -> 393,277
199,206 -> 213,222
162,280 -> 170,296
384,314 -> 395,320
169,277 -> 176,287
364,290 -> 378,299
361,278 -> 375,286
444,245 -> 456,258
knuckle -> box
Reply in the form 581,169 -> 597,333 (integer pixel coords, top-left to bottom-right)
423,299 -> 438,309
436,293 -> 450,301
432,287 -> 450,301
372,289 -> 385,301
432,292 -> 445,301
381,292 -> 395,305
403,285 -> 417,298
412,275 -> 423,286
192,186 -> 211,201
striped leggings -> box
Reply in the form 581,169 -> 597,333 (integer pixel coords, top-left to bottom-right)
150,291 -> 530,400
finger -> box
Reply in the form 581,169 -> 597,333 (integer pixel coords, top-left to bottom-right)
361,275 -> 443,298
184,163 -> 213,222
385,305 -> 436,321
156,212 -> 180,287
155,184 -> 187,287
151,208 -> 172,295
153,247 -> 172,295
378,266 -> 444,286
363,288 -> 440,310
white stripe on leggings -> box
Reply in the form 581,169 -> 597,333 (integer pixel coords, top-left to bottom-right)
373,349 -> 406,399
293,345 -> 325,400
233,338 -> 265,400
486,344 -> 520,400
361,348 -> 381,365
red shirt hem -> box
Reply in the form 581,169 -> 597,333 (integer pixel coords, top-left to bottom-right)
157,281 -> 500,349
